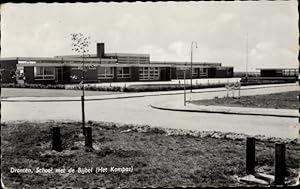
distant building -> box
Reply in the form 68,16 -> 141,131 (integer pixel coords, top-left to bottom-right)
0,43 -> 233,84
240,68 -> 298,83
259,68 -> 298,78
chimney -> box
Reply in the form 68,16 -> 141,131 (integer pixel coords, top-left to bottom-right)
97,43 -> 105,58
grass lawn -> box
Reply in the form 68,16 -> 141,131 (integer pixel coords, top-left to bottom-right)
2,121 -> 300,188
1,88 -> 119,98
190,91 -> 300,109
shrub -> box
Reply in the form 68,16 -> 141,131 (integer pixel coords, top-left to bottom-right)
1,83 -> 66,89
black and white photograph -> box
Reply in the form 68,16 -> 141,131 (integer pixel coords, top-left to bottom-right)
0,1 -> 299,188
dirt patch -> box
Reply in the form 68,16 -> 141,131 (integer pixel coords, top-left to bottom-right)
190,91 -> 299,109
2,121 -> 300,188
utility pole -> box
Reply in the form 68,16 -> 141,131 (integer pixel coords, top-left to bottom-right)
184,68 -> 186,106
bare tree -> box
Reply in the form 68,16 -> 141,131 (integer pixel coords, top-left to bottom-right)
70,33 -> 91,134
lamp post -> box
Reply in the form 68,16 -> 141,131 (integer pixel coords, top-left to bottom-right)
245,33 -> 249,81
190,41 -> 198,92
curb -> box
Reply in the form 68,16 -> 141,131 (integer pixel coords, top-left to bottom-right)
0,95 -> 147,102
150,105 -> 298,118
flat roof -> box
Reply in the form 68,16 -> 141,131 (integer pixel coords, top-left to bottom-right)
150,61 -> 222,66
105,53 -> 150,57
256,68 -> 298,70
0,57 -> 117,62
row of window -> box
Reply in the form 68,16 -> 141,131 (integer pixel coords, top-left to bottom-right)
29,66 -> 230,81
33,66 -> 231,81
282,70 -> 298,76
97,67 -> 131,79
139,67 -> 160,80
29,67 -> 230,80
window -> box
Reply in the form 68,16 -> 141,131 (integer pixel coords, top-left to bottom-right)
139,67 -> 159,80
97,67 -> 114,79
117,67 -> 131,78
199,68 -> 208,76
34,67 -> 55,80
283,69 -> 297,77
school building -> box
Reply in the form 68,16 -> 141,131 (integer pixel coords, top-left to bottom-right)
0,43 -> 234,84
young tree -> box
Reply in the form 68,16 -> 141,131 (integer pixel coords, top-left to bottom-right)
70,33 -> 91,134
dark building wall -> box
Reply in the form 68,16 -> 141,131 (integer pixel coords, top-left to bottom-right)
55,67 -> 63,83
215,67 -> 234,78
166,67 -> 171,81
160,68 -> 166,81
97,43 -> 105,58
159,67 -> 171,81
70,68 -> 98,83
261,69 -> 283,77
130,66 -> 140,81
176,69 -> 186,79
176,70 -> 184,79
171,67 -> 177,79
70,69 -> 82,83
227,68 -> 234,77
215,69 -> 227,78
0,59 -> 18,83
24,67 -> 34,84
207,68 -> 217,78
113,67 -> 117,82
62,66 -> 71,83
195,68 -> 200,78
85,69 -> 98,82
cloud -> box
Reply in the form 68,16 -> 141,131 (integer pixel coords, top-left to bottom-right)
1,2 -> 298,72
168,41 -> 190,60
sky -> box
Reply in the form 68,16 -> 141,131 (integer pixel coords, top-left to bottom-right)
1,1 -> 298,72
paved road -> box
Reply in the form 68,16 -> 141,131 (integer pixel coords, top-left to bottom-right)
2,84 -> 299,139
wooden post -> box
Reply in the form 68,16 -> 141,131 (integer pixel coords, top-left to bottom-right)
275,143 -> 286,186
81,95 -> 85,135
52,127 -> 62,152
85,127 -> 93,148
246,137 -> 255,174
